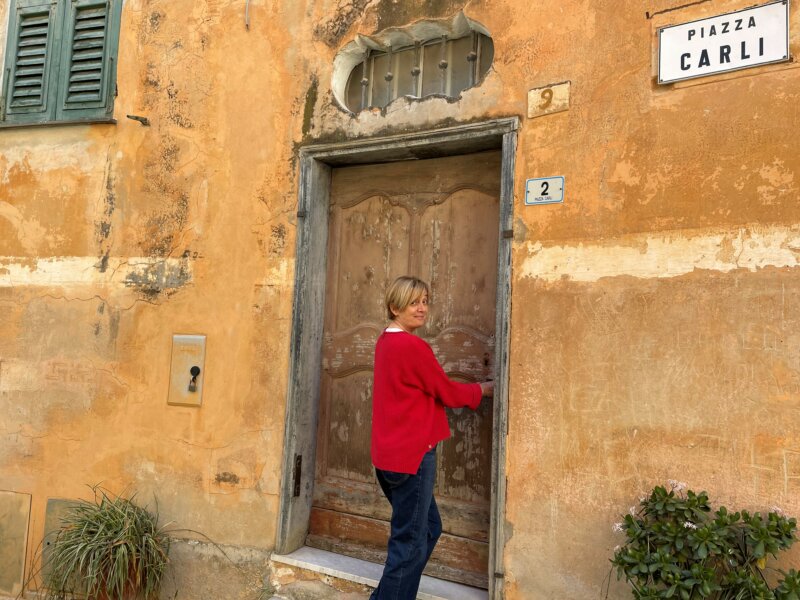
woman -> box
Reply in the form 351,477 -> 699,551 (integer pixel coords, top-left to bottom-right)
370,275 -> 494,600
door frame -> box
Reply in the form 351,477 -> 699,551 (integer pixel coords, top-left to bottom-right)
276,118 -> 518,599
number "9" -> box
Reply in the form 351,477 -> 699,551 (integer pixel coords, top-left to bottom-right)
539,88 -> 553,110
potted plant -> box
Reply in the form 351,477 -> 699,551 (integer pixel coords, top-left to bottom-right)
40,487 -> 171,600
610,481 -> 800,599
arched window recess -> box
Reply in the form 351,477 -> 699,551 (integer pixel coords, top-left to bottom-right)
332,12 -> 494,114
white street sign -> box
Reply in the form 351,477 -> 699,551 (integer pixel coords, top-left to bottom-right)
658,1 -> 789,84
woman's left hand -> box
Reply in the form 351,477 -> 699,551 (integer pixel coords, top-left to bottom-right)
479,381 -> 494,398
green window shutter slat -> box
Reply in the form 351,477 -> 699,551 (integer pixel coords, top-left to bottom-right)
70,70 -> 101,81
68,82 -> 100,93
77,6 -> 106,18
14,76 -> 44,88
75,17 -> 106,29
16,48 -> 44,62
65,93 -> 99,103
15,66 -> 45,77
72,41 -> 104,51
72,49 -> 103,60
20,25 -> 50,36
74,30 -> 105,40
13,87 -> 44,95
17,41 -> 46,53
70,62 -> 100,72
17,56 -> 47,66
18,14 -> 49,25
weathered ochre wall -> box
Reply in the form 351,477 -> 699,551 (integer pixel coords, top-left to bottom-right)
0,0 -> 306,594
1,0 -> 799,598
496,1 -> 800,597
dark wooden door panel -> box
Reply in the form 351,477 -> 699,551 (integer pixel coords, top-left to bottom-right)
308,507 -> 489,589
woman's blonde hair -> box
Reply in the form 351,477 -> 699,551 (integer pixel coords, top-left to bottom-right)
385,276 -> 429,320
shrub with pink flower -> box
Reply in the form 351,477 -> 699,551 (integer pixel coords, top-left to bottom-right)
609,484 -> 799,599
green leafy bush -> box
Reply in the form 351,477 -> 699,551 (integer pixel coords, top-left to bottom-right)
41,487 -> 171,600
611,482 -> 799,600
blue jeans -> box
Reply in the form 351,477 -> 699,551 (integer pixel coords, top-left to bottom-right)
370,448 -> 442,600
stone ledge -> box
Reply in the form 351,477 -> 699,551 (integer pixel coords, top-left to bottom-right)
270,546 -> 488,600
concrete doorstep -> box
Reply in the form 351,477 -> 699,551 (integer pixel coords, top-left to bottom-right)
269,546 -> 489,600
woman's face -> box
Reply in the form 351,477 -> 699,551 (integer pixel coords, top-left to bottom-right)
392,293 -> 429,333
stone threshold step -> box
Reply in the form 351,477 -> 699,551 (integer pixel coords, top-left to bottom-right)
271,546 -> 489,600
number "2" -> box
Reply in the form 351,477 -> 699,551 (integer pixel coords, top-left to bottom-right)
540,181 -> 549,196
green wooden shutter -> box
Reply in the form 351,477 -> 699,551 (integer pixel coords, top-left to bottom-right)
2,0 -> 59,122
57,0 -> 119,119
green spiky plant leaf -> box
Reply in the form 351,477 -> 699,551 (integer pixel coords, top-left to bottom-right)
42,487 -> 171,600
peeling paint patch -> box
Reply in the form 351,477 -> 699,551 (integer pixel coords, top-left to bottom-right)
0,359 -> 39,393
261,258 -> 291,288
0,142 -> 95,180
520,226 -> 800,282
0,202 -> 48,254
165,82 -> 194,129
96,158 -> 116,273
302,77 -> 318,138
269,224 -> 287,257
215,472 -> 240,485
759,160 -> 794,187
122,257 -> 192,298
313,0 -> 374,46
3,360 -> 112,403
608,159 -> 641,186
0,256 -> 192,290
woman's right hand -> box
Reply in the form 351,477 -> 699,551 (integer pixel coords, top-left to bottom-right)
479,381 -> 494,398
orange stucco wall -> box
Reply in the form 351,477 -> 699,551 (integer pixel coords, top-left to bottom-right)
1,0 -> 799,598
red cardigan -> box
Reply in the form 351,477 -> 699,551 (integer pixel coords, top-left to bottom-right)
371,329 -> 482,474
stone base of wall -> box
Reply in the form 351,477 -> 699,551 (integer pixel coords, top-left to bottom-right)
269,562 -> 371,600
0,539 -> 273,600
0,541 -> 373,600
158,539 -> 273,600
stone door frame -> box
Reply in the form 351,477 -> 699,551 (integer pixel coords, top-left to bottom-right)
276,118 -> 518,599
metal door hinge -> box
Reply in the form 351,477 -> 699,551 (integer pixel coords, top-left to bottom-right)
292,454 -> 302,497
502,229 -> 514,239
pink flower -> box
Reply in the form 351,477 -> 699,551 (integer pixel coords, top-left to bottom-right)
667,479 -> 687,492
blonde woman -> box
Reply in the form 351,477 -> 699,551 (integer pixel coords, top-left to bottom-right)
370,275 -> 494,600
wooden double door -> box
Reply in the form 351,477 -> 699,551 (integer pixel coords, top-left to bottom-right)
307,151 -> 501,588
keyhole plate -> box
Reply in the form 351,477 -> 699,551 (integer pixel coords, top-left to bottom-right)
168,334 -> 206,407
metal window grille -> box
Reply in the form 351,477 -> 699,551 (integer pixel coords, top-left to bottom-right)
345,32 -> 494,113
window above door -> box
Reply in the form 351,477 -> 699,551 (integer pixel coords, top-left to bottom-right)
333,12 -> 494,114
1,0 -> 122,126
